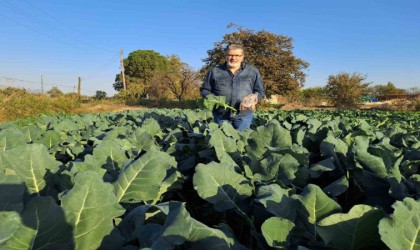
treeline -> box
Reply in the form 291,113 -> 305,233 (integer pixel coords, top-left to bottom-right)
113,24 -> 309,102
299,74 -> 419,108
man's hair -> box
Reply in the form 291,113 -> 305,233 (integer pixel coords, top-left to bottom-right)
225,44 -> 244,54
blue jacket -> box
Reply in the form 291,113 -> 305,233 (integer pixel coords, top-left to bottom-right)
200,63 -> 265,114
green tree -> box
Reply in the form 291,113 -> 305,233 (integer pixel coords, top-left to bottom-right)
301,86 -> 328,100
47,87 -> 63,97
95,91 -> 107,100
300,86 -> 329,106
326,72 -> 370,108
114,50 -> 169,99
201,24 -> 309,97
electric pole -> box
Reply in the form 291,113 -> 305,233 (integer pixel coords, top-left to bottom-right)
120,48 -> 127,90
41,75 -> 44,94
78,77 -> 81,99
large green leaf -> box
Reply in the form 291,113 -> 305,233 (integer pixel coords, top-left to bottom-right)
320,134 -> 349,174
128,127 -> 159,154
308,157 -> 335,178
208,127 -> 238,167
317,204 -> 385,250
114,149 -> 177,203
293,184 -> 341,235
220,121 -> 240,140
246,120 -> 293,160
379,198 -> 420,250
141,118 -> 162,136
251,152 -> 299,186
37,130 -> 63,149
306,118 -> 323,134
322,134 -> 349,157
151,202 -> 191,249
0,127 -> 26,151
83,139 -> 130,180
322,176 -> 349,197
121,202 -> 245,249
3,197 -> 73,249
193,162 -> 253,212
353,136 -> 402,180
252,152 -> 284,182
0,144 -> 61,194
0,174 -> 25,212
255,184 -> 298,221
20,125 -> 42,143
370,137 -> 403,181
186,221 -> 245,250
61,171 -> 124,250
0,212 -> 21,244
261,217 -> 295,249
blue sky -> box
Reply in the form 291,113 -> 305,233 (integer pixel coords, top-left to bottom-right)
1,0 -> 419,96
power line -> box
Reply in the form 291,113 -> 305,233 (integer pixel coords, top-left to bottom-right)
82,52 -> 120,80
0,1 -> 114,54
0,76 -> 96,94
0,75 -> 73,88
0,12 -> 96,53
21,0 -> 115,53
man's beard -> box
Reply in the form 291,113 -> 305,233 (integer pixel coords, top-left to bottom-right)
227,61 -> 240,68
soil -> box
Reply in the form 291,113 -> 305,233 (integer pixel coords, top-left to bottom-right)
75,103 -> 145,114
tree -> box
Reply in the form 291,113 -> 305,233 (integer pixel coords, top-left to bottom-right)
368,82 -> 406,97
301,86 -> 328,100
95,91 -> 107,100
326,72 -> 370,108
159,55 -> 200,101
114,50 -> 169,99
408,86 -> 419,94
201,24 -> 309,97
47,87 -> 63,97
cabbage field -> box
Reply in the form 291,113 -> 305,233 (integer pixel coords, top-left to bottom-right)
0,109 -> 419,249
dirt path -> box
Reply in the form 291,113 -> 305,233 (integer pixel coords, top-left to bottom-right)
75,103 -> 145,114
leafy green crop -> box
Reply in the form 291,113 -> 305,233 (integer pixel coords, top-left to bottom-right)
0,109 -> 419,249
202,94 -> 236,112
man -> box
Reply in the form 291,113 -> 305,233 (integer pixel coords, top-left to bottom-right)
201,44 -> 265,130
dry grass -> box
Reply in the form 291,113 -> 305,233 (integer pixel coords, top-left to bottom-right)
0,91 -> 80,123
0,88 -> 146,123
1,87 -> 418,125
360,98 -> 420,111
74,102 -> 145,113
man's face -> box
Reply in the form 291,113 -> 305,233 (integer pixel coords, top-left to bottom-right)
225,49 -> 244,69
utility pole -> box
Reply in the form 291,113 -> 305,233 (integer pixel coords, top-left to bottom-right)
41,75 -> 44,94
78,77 -> 81,99
120,48 -> 127,90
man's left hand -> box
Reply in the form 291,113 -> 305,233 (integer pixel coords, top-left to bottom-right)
240,93 -> 258,111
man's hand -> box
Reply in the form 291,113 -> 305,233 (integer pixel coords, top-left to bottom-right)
239,93 -> 258,111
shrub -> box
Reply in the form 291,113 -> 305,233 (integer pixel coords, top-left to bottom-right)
326,72 -> 370,109
300,87 -> 330,107
414,97 -> 420,111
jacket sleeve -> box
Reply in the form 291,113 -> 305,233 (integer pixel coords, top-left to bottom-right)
200,69 -> 213,98
253,69 -> 265,101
